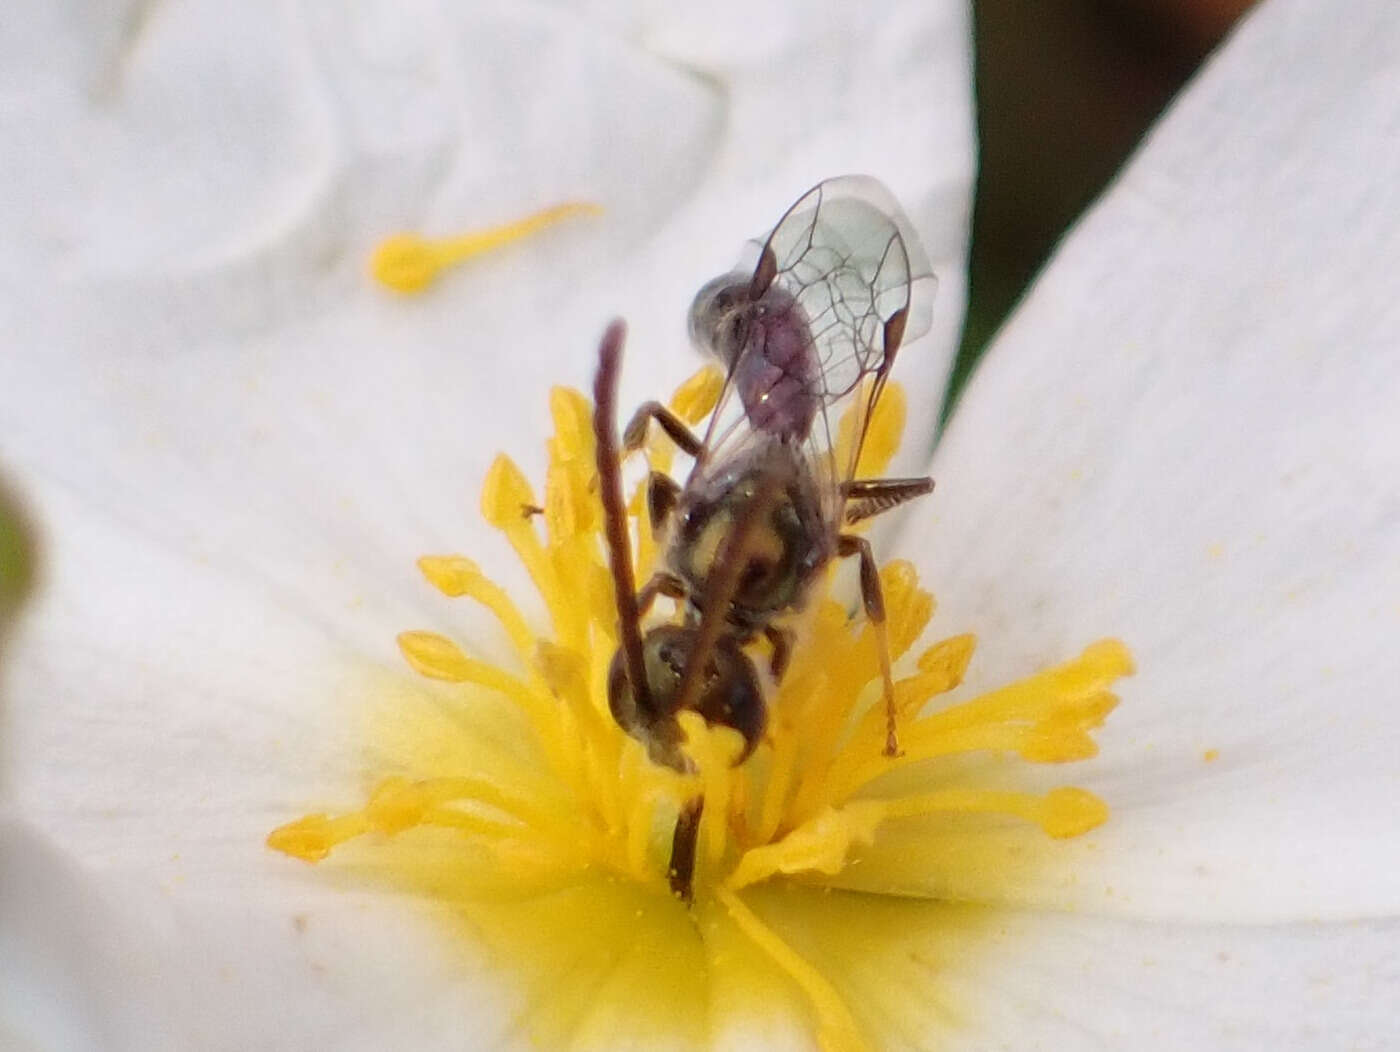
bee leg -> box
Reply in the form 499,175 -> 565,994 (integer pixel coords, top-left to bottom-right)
647,471 -> 681,533
623,402 -> 704,458
668,796 -> 704,904
636,571 -> 686,616
837,533 -> 901,757
841,476 -> 933,526
763,624 -> 794,680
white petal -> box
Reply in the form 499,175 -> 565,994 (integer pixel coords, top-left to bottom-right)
946,910 -> 1400,1051
0,815 -> 534,1051
740,883 -> 1398,1051
1,0 -> 971,867
914,0 -> 1400,921
0,1 -> 974,1045
1,818 -> 111,1051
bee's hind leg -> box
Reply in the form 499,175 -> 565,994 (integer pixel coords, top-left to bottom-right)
836,533 -> 901,757
841,476 -> 933,526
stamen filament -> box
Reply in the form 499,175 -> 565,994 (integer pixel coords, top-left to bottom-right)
417,556 -> 538,666
370,202 -> 603,293
715,888 -> 868,1052
396,631 -> 550,720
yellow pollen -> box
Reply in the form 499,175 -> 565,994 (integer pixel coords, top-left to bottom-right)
268,370 -> 1133,1051
370,201 -> 603,293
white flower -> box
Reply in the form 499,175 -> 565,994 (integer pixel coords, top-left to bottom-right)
1,0 -> 1395,1050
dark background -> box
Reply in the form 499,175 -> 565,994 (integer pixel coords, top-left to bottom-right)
949,0 -> 1256,417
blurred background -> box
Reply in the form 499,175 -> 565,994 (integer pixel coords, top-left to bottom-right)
0,0 -> 1258,620
950,0 -> 1256,416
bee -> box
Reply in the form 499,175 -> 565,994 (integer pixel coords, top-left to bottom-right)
592,176 -> 938,794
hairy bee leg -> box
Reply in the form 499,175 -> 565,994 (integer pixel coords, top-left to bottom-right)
623,401 -> 705,457
636,571 -> 686,616
841,476 -> 934,526
837,533 -> 900,757
764,624 -> 794,680
669,796 -> 704,904
647,470 -> 681,533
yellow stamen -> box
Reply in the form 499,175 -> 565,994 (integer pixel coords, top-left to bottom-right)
396,630 -> 523,694
633,363 -> 724,572
715,887 -> 869,1052
370,202 -> 603,293
835,379 -> 906,480
668,365 -> 726,427
268,372 -> 1133,1052
416,555 -> 537,664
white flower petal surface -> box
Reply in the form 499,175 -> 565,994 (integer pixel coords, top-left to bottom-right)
1,0 -> 970,862
740,884 -> 1399,1051
0,0 -> 972,1047
916,0 -> 1400,923
941,911 -> 1400,1051
0,814 -> 538,1052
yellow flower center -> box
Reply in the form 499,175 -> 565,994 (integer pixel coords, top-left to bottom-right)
269,356 -> 1132,1051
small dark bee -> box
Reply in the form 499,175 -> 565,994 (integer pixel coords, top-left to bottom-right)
593,322 -> 767,774
591,177 -> 937,897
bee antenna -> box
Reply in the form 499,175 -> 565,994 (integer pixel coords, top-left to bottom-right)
593,320 -> 655,719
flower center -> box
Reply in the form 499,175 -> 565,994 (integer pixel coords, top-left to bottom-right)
268,364 -> 1131,1050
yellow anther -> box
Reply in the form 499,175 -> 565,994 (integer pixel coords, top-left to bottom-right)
727,804 -> 884,890
395,631 -> 534,707
417,555 -> 485,597
669,364 -> 725,424
370,201 -> 604,293
916,632 -> 975,684
1019,726 -> 1101,763
835,379 -> 908,479
549,386 -> 595,462
396,630 -> 481,682
1039,787 -> 1110,838
857,380 -> 907,478
266,812 -> 370,863
877,560 -> 934,659
481,454 -> 538,529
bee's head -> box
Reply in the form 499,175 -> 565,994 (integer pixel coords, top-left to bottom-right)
687,272 -> 752,369
607,625 -> 766,773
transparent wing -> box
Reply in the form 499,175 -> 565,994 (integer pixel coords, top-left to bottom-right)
686,176 -> 935,518
755,175 -> 934,403
689,361 -> 755,479
756,176 -> 935,514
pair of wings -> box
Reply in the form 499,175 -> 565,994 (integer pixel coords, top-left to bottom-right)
691,175 -> 936,524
